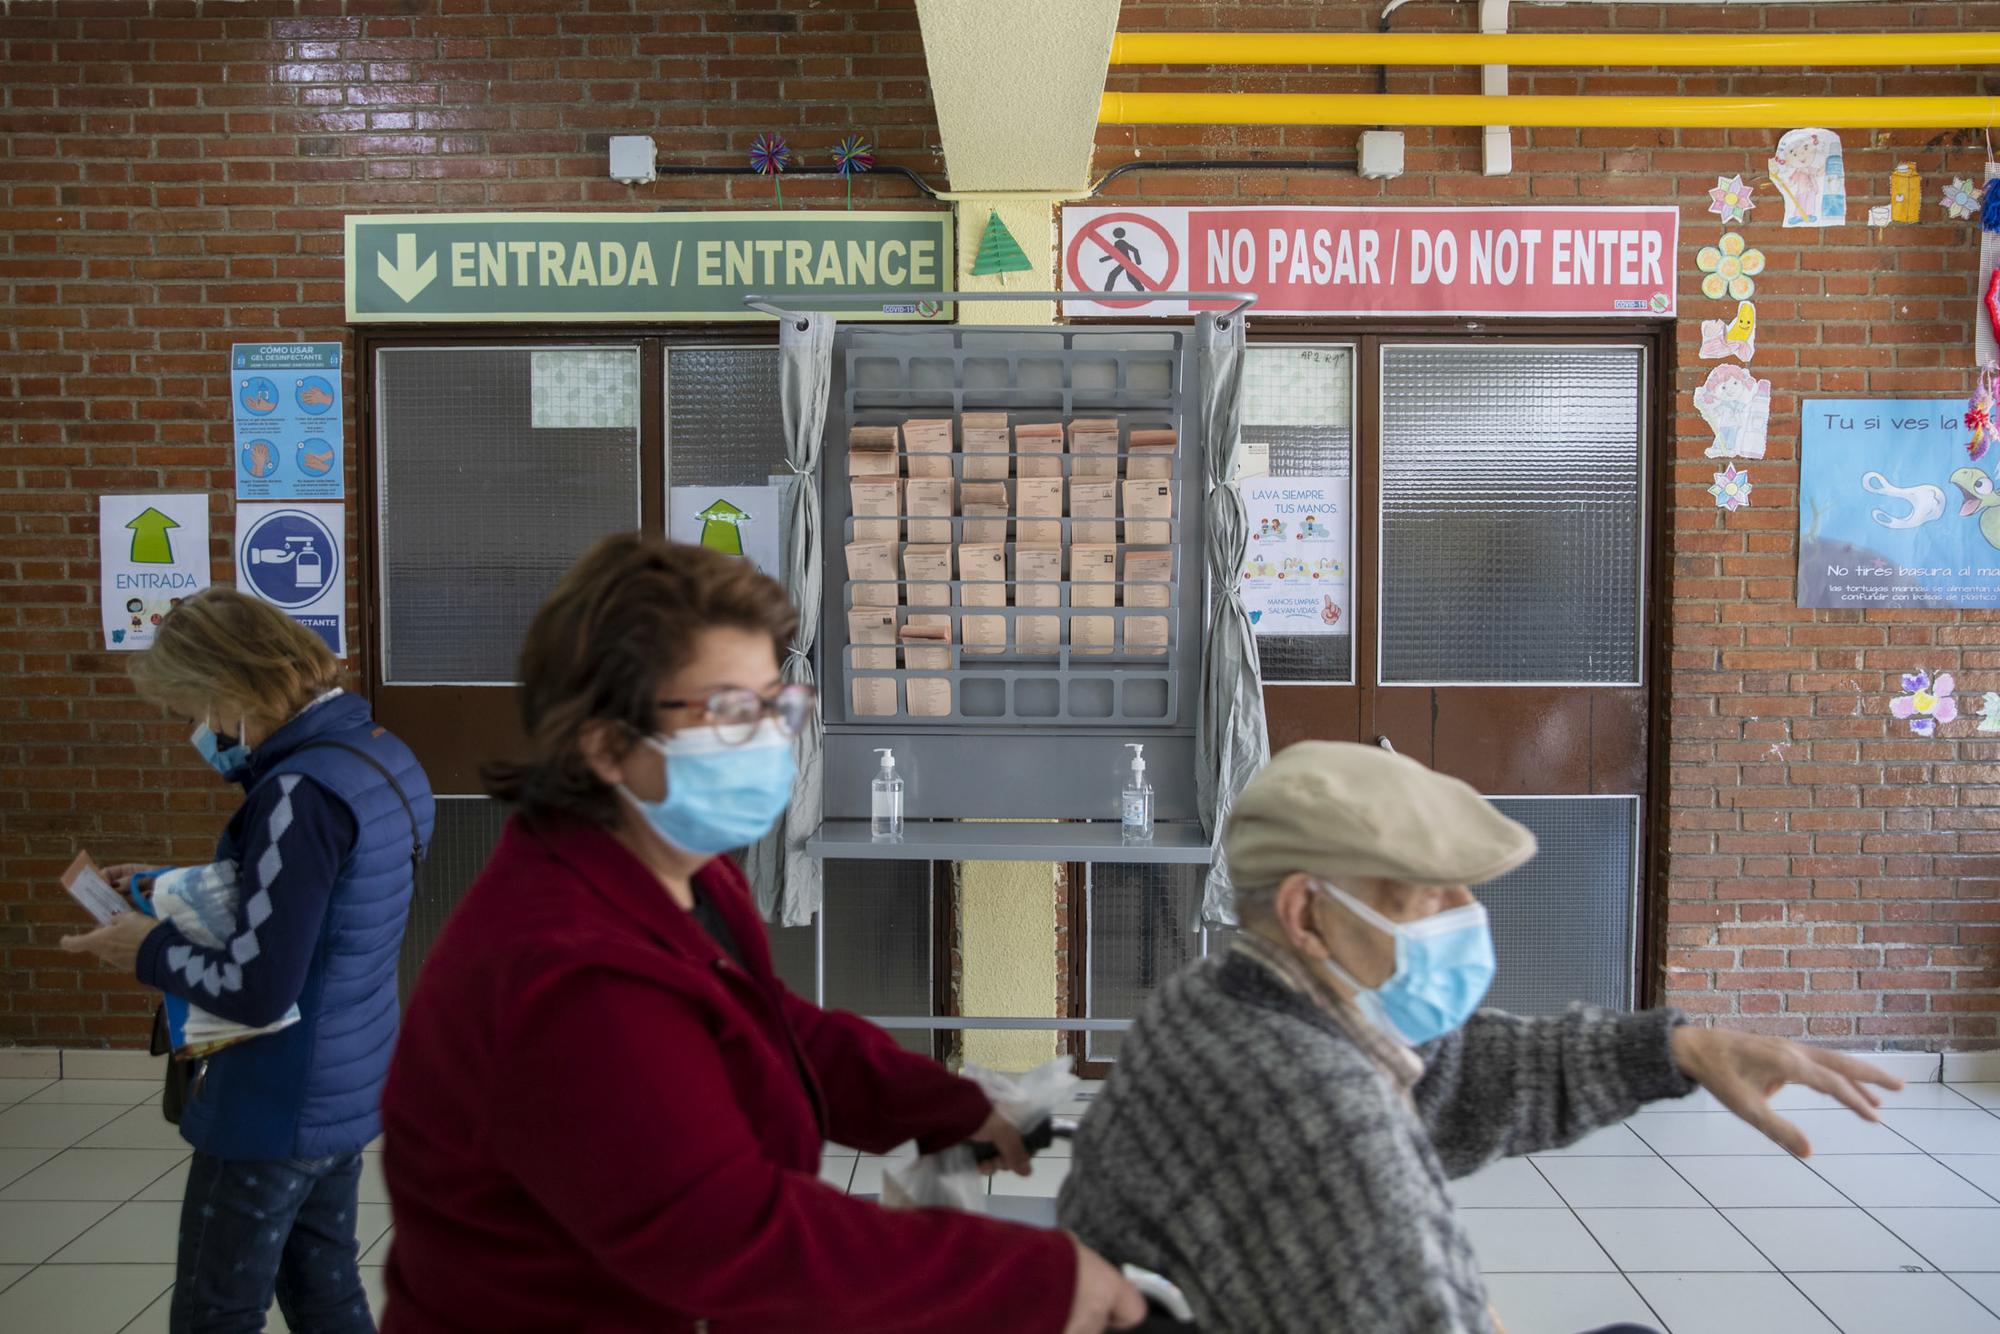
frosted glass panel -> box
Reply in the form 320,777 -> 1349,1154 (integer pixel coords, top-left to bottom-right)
1085,863 -> 1204,1063
823,860 -> 934,1055
400,796 -> 507,1003
377,346 -> 640,684
1242,345 -> 1355,684
1379,345 -> 1644,684
1477,797 -> 1639,1014
667,346 -> 786,488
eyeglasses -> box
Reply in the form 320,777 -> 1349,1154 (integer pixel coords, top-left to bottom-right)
657,683 -> 818,745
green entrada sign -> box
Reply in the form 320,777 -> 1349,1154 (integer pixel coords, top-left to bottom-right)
344,211 -> 954,323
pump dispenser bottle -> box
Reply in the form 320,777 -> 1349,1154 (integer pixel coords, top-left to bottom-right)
1121,744 -> 1154,842
871,748 -> 904,839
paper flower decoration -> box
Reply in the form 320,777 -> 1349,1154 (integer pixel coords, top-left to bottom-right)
1696,233 -> 1765,301
1967,364 -> 2000,462
1980,691 -> 2000,732
748,132 -> 793,206
1709,174 -> 1755,225
830,134 -> 874,209
1944,178 -> 1981,221
1891,669 -> 1957,736
1709,463 -> 1753,512
1699,300 -> 1757,363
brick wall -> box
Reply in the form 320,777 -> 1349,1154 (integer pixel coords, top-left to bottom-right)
3,0 -> 1997,1047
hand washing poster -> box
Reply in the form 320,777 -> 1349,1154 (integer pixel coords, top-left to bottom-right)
232,343 -> 343,501
235,502 -> 346,656
1797,399 -> 2000,608
1239,478 -> 1350,634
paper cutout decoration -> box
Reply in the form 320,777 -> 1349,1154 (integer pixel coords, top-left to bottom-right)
1709,174 -> 1755,225
1979,164 -> 2000,366
1868,205 -> 1893,228
1966,364 -> 2000,462
830,134 -> 874,209
1699,301 -> 1757,362
747,132 -> 793,207
1943,177 -> 1980,221
1709,463 -> 1754,512
1987,269 -> 2000,347
1980,692 -> 2000,731
1769,127 -> 1846,227
1891,669 -> 1957,736
1696,233 -> 1765,301
1890,163 -> 1923,223
1695,364 -> 1773,460
970,209 -> 1034,280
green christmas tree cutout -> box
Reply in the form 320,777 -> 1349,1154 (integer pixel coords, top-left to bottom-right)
970,210 -> 1033,281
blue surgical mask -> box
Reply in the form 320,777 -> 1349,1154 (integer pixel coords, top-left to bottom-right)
619,718 -> 797,857
191,720 -> 251,780
1314,881 -> 1496,1047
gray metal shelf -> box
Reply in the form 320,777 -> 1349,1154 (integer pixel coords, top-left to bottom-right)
806,819 -> 1215,864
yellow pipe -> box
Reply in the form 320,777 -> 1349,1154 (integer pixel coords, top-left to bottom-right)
1109,31 -> 2000,67
1099,90 -> 2000,129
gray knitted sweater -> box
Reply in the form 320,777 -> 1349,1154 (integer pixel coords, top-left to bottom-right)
1057,947 -> 1695,1333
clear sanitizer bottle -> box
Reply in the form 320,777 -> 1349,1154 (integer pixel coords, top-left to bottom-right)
1121,744 -> 1154,842
871,748 -> 904,840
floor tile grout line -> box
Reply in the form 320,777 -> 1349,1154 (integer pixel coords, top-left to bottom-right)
1519,1152 -> 1671,1329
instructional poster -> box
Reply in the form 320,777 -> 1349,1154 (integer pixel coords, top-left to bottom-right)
1797,398 -> 2000,608
1239,478 -> 1351,635
232,342 -> 344,501
235,502 -> 346,655
98,494 -> 210,651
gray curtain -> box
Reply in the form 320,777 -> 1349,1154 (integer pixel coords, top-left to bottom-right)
745,313 -> 836,925
1193,312 -> 1269,925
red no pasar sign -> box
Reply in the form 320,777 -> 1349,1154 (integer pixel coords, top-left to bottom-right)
1061,205 -> 1680,319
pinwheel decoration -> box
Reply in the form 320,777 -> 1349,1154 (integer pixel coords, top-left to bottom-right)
1943,177 -> 1981,221
748,133 -> 794,207
1708,174 -> 1755,225
830,135 -> 874,209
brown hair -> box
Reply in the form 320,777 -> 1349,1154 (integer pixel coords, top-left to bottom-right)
483,533 -> 798,826
129,586 -> 341,728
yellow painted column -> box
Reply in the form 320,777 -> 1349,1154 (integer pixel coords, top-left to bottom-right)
951,194 -> 1059,325
959,860 -> 1060,1070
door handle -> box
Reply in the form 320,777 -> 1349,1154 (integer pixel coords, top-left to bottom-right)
1377,735 -> 1396,754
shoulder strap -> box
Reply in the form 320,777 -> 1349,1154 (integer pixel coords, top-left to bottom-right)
284,739 -> 426,875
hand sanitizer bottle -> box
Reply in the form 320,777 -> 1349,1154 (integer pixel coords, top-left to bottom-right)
1121,744 -> 1153,842
871,748 -> 904,840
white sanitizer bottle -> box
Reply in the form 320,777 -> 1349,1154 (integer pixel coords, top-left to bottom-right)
871,748 -> 904,839
1121,744 -> 1153,842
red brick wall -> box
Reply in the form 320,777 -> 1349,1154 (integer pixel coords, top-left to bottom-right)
4,0 -> 1997,1047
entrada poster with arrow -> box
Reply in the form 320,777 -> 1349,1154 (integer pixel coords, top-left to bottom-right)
669,485 -> 781,577
98,494 -> 211,651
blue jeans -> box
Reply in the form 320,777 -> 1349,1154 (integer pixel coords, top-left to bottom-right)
171,1150 -> 374,1334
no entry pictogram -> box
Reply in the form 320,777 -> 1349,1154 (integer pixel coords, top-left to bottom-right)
1065,211 -> 1180,308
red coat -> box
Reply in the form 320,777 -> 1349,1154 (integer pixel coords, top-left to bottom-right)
380,816 -> 1076,1333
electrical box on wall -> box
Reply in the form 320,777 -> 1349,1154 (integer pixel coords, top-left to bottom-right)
1358,131 -> 1405,181
608,135 -> 657,186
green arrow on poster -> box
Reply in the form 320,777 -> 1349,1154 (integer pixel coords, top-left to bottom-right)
697,500 -> 749,556
126,507 -> 180,564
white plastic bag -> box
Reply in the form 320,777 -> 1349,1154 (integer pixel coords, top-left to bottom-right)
881,1056 -> 1079,1212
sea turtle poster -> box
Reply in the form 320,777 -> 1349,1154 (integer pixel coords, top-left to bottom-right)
1797,399 -> 2000,608
668,485 -> 781,578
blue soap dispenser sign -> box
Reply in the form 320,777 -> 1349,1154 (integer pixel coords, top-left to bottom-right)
232,342 -> 344,501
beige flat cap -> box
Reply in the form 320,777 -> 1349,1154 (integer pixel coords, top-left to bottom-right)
1224,741 -> 1536,892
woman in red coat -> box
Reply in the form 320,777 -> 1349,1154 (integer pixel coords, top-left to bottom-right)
381,534 -> 1142,1334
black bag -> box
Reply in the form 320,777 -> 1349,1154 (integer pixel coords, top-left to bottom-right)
151,738 -> 425,1124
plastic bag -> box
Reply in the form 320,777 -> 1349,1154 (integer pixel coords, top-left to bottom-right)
881,1056 -> 1079,1213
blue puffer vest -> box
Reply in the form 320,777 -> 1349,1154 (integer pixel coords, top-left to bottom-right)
179,691 -> 435,1162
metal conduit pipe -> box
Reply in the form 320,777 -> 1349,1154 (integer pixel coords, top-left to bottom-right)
1098,91 -> 2000,129
1108,32 -> 2000,65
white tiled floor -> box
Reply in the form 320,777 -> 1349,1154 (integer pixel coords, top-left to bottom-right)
2,1075 -> 1999,1332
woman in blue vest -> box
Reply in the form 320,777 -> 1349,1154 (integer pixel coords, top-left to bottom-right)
64,587 -> 434,1334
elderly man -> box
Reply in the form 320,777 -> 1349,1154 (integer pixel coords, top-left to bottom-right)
1058,742 -> 1899,1334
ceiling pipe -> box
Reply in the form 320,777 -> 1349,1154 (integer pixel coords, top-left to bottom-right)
1098,91 -> 2000,129
1107,32 -> 2000,65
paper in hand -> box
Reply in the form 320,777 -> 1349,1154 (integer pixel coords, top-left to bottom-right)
62,852 -> 128,924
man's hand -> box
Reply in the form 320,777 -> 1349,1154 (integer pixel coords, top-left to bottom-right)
1671,1026 -> 1903,1157
971,1106 -> 1032,1177
60,913 -> 159,974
